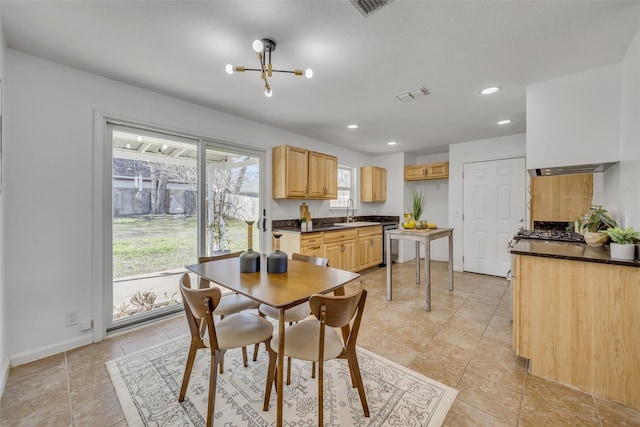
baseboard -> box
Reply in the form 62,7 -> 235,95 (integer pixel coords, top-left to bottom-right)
0,357 -> 10,398
9,334 -> 94,367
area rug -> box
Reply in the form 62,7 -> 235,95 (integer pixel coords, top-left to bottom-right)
106,336 -> 457,426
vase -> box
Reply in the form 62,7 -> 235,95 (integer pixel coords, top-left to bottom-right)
267,233 -> 288,273
610,242 -> 635,260
583,231 -> 609,247
239,220 -> 260,273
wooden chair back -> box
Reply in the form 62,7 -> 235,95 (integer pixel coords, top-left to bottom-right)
180,273 -> 223,348
291,252 -> 329,267
309,280 -> 366,329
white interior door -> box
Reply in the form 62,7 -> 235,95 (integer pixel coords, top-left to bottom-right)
463,158 -> 525,276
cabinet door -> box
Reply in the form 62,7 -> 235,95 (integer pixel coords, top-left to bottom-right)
308,152 -> 337,199
342,240 -> 357,271
404,165 -> 425,181
356,237 -> 370,270
324,242 -> 343,269
427,162 -> 449,179
370,233 -> 383,265
272,145 -> 309,198
530,174 -> 593,225
373,167 -> 386,201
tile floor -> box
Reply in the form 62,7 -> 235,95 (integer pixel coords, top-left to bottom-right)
1,260 -> 639,426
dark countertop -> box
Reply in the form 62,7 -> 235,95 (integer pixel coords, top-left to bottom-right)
276,223 -> 385,234
510,239 -> 640,268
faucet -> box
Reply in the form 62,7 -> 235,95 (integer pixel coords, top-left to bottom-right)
346,198 -> 355,222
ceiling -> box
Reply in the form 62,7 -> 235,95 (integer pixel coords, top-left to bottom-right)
3,1 -> 640,156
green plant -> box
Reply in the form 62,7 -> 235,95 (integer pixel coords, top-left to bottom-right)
299,217 -> 307,223
409,191 -> 427,221
576,205 -> 617,233
605,226 -> 640,244
130,290 -> 158,312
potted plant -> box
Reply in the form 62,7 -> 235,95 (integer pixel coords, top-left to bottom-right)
409,191 -> 427,229
300,217 -> 308,231
605,226 -> 640,260
576,205 -> 617,247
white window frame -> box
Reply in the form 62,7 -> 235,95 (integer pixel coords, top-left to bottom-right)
330,165 -> 356,209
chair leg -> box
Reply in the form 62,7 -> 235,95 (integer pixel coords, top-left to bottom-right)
311,361 -> 316,379
242,346 -> 248,367
207,350 -> 224,427
286,357 -> 292,385
179,340 -> 200,401
318,358 -> 324,427
263,340 -> 278,411
219,315 -> 225,374
252,342 -> 261,361
346,350 -> 370,417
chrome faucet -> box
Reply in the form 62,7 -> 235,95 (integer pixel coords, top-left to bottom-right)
346,198 -> 355,222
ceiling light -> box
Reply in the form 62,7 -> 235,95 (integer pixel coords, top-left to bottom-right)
387,141 -> 397,146
161,143 -> 169,150
347,124 -> 359,129
136,136 -> 143,142
125,143 -> 131,149
479,86 -> 501,95
497,119 -> 512,125
226,38 -> 313,98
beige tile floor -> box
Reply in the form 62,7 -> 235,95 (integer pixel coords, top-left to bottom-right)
1,260 -> 639,426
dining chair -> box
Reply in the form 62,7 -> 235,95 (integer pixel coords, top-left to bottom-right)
178,273 -> 275,427
263,280 -> 369,426
254,252 -> 329,384
198,251 -> 261,373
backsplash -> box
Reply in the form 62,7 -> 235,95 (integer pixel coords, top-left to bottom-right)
272,215 -> 399,229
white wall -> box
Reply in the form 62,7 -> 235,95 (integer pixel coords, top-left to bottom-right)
449,134 -> 527,271
526,64 -> 621,170
0,2 -> 8,395
4,50 -> 373,365
403,153 -> 449,262
618,28 -> 640,229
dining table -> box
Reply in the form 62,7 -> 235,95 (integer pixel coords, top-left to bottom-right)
385,227 -> 454,311
185,254 -> 361,427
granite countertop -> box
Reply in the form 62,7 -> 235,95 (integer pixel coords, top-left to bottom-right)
276,223 -> 384,234
510,239 -> 640,268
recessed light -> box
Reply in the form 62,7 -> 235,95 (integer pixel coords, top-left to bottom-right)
126,143 -> 131,149
497,119 -> 512,125
136,136 -> 144,142
347,124 -> 359,129
479,86 -> 501,95
387,141 -> 397,146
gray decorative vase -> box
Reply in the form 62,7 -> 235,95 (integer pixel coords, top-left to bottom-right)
267,233 -> 288,274
239,221 -> 260,273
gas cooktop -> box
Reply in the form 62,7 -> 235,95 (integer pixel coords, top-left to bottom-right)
515,229 -> 584,243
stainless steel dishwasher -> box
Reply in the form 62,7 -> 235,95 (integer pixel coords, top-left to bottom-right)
380,223 -> 398,267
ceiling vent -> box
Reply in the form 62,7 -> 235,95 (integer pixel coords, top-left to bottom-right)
396,87 -> 430,102
350,0 -> 394,17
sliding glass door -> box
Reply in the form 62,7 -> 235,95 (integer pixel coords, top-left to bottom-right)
107,123 -> 263,331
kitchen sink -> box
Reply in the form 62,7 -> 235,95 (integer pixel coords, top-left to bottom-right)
333,221 -> 381,227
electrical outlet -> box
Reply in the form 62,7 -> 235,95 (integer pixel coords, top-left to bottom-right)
65,310 -> 79,327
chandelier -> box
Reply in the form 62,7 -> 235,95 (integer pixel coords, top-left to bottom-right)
225,38 -> 313,98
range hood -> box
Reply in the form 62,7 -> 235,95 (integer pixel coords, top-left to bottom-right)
529,162 -> 618,177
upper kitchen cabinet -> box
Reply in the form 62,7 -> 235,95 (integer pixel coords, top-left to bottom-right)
272,144 -> 337,199
530,173 -> 593,226
360,166 -> 386,202
308,151 -> 337,199
404,162 -> 449,181
526,64 -> 620,174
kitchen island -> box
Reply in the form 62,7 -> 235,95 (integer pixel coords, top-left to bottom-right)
510,240 -> 640,410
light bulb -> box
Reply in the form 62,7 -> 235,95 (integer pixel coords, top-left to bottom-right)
225,64 -> 234,75
479,86 -> 500,95
252,39 -> 264,53
305,68 -> 313,79
265,87 -> 273,98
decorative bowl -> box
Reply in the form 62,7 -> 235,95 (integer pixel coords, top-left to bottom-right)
583,231 -> 609,247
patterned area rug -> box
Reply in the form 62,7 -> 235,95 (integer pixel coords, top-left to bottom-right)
106,336 -> 457,426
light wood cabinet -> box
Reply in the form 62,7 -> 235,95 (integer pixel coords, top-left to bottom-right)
530,173 -> 593,227
272,145 -> 337,199
404,162 -> 449,181
356,225 -> 383,270
360,166 -> 386,202
300,232 -> 324,257
323,229 -> 357,272
512,254 -> 640,409
308,151 -> 337,199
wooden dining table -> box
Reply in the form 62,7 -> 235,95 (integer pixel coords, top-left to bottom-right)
185,254 -> 361,427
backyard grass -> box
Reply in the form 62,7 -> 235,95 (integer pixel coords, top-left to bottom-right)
113,215 -> 254,278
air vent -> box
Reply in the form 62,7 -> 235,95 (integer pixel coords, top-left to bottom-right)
396,87 -> 430,102
350,0 -> 394,17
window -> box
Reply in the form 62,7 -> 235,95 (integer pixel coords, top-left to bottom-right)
330,165 -> 355,208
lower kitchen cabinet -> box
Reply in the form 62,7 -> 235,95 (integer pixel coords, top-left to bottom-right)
512,254 -> 640,410
323,229 -> 357,271
356,226 -> 383,270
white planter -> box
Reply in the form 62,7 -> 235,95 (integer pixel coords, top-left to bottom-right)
610,243 -> 635,260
